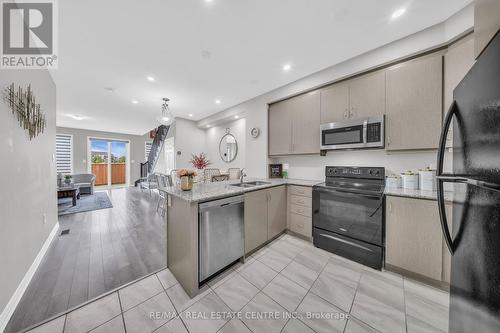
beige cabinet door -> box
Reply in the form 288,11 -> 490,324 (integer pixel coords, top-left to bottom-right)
269,100 -> 292,156
267,186 -> 287,240
349,70 -> 386,119
385,196 -> 443,281
291,91 -> 320,154
385,54 -> 443,150
244,190 -> 268,254
474,0 -> 500,58
320,83 -> 349,123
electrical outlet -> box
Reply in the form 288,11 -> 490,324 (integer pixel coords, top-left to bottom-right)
42,213 -> 47,225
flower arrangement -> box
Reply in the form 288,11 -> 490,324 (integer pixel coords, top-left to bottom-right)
176,169 -> 197,191
190,153 -> 211,170
176,169 -> 197,177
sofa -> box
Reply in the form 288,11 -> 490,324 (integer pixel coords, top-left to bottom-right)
72,174 -> 96,195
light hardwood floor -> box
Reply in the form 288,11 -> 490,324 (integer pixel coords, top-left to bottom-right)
5,187 -> 166,333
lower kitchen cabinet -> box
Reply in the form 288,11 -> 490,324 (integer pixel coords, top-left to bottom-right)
386,196 -> 451,283
267,186 -> 287,239
244,190 -> 268,254
244,185 -> 286,254
287,186 -> 312,238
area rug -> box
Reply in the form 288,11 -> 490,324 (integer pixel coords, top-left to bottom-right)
58,192 -> 113,216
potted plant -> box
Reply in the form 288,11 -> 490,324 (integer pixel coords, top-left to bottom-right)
189,153 -> 211,182
176,169 -> 197,191
64,175 -> 72,185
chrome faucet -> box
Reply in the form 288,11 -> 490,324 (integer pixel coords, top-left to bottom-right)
240,168 -> 247,183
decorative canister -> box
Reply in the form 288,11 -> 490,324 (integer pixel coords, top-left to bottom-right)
419,168 -> 436,191
385,175 -> 401,189
401,171 -> 419,190
180,176 -> 194,191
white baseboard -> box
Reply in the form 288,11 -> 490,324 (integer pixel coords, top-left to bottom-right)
0,222 -> 59,333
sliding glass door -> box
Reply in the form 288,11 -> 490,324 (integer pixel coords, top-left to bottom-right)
89,138 -> 129,187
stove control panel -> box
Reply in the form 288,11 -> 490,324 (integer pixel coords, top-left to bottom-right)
325,166 -> 385,179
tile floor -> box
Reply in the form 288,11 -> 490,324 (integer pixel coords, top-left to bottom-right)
26,234 -> 450,333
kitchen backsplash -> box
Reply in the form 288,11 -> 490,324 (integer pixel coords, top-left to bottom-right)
271,149 -> 452,180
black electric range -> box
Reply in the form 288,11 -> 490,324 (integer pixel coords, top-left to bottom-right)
312,166 -> 385,269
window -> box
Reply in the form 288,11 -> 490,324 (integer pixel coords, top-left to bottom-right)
56,134 -> 73,174
145,142 -> 153,161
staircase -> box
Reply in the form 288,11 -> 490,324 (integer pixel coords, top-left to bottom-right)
135,125 -> 170,185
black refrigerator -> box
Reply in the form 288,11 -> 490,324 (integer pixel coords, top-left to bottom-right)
437,32 -> 500,333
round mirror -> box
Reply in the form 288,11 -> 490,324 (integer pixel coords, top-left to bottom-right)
219,132 -> 238,163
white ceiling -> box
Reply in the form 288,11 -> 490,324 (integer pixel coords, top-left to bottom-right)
53,0 -> 472,135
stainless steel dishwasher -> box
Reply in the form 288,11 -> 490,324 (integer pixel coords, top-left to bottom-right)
199,195 -> 244,283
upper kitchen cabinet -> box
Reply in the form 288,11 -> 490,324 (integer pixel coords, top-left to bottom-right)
320,82 -> 349,123
385,54 -> 443,151
349,70 -> 386,119
474,0 -> 500,59
268,91 -> 320,156
269,99 -> 293,155
320,70 -> 386,123
444,34 -> 475,111
291,91 -> 320,154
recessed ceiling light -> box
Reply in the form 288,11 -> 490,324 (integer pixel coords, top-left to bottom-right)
234,115 -> 239,119
132,100 -> 139,104
215,99 -> 221,104
70,115 -> 86,121
206,124 -> 211,128
205,0 -> 213,3
162,116 -> 170,122
391,8 -> 406,20
283,63 -> 292,72
188,114 -> 193,117
147,76 -> 155,82
104,87 -> 116,92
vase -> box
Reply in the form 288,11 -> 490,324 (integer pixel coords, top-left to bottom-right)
180,176 -> 194,191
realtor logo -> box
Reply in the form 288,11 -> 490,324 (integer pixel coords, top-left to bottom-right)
1,0 -> 57,69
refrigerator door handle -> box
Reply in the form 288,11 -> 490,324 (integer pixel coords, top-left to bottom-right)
437,101 -> 458,255
437,175 -> 500,193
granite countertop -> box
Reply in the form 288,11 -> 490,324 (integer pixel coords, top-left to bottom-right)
159,176 -> 454,203
158,178 -> 322,203
384,187 -> 454,202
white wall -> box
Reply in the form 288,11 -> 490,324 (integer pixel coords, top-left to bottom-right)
205,118 -> 246,171
174,118 -> 207,169
198,4 -> 474,179
272,150 -> 444,181
0,70 -> 57,324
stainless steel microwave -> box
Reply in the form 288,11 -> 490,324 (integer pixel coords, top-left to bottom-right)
320,115 -> 385,150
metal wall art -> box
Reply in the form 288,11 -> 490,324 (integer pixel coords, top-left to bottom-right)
3,83 -> 46,140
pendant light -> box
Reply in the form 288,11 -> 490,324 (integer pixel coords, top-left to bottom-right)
160,98 -> 173,125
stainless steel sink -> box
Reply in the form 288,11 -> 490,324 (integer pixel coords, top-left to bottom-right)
230,181 -> 271,188
230,183 -> 255,188
244,181 -> 271,186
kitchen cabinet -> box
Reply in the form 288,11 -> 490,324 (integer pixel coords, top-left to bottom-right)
320,83 -> 349,123
244,185 -> 287,254
349,71 -> 386,119
244,189 -> 268,253
474,0 -> 500,59
267,186 -> 287,239
268,91 -> 320,156
385,54 -> 443,151
320,70 -> 385,123
444,35 -> 475,148
287,186 -> 312,238
386,196 -> 452,283
269,99 -> 293,155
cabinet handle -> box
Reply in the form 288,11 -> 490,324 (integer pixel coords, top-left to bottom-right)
388,202 -> 392,213
387,136 -> 391,146
343,110 -> 348,118
349,109 -> 354,118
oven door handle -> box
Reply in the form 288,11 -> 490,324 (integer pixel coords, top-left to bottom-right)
318,233 -> 373,252
314,186 -> 382,200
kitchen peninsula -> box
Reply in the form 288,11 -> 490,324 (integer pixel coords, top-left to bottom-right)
160,178 -> 320,297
